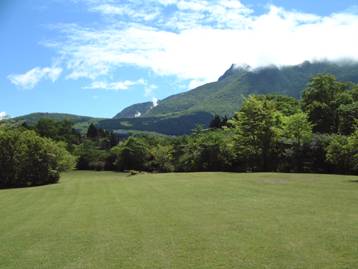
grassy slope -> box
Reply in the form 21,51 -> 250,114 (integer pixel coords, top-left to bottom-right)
0,171 -> 357,269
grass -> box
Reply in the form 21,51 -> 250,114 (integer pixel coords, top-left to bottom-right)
0,171 -> 357,269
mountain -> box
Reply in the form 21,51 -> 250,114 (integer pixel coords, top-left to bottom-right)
98,111 -> 212,136
113,101 -> 154,119
137,61 -> 358,118
12,113 -> 103,133
11,61 -> 358,136
13,112 -> 98,124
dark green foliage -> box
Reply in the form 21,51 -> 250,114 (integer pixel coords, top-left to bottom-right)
209,115 -> 228,129
302,74 -> 346,133
169,130 -> 235,172
74,141 -> 115,171
86,123 -> 98,139
34,118 -> 82,147
302,74 -> 358,135
337,101 -> 358,135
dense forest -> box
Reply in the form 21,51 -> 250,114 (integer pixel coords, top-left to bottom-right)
1,74 -> 357,187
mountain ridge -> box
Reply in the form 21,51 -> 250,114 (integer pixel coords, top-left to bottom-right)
137,60 -> 358,118
10,60 -> 358,135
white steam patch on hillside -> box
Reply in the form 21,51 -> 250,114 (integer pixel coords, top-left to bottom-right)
152,97 -> 159,108
0,112 -> 9,120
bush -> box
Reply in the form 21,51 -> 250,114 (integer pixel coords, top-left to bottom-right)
112,137 -> 152,171
0,129 -> 75,188
326,130 -> 358,174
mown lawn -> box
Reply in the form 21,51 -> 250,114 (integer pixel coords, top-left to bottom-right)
0,171 -> 357,269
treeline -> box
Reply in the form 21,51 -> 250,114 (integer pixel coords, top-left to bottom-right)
0,74 -> 357,188
102,74 -> 358,174
76,74 -> 357,174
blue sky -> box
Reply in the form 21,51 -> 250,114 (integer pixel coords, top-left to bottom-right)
1,0 -> 358,119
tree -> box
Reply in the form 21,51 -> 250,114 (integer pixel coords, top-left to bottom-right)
112,137 -> 152,171
209,115 -> 222,129
35,118 -> 59,139
336,88 -> 358,135
34,118 -> 81,147
229,96 -> 280,171
302,74 -> 347,133
149,144 -> 174,172
280,112 -> 313,171
281,112 -> 313,146
326,135 -> 354,173
87,123 -> 98,139
0,129 -> 74,188
256,94 -> 301,116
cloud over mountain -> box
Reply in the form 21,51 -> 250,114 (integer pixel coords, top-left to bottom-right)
43,0 -> 358,86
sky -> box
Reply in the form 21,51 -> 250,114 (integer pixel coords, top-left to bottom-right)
1,0 -> 358,119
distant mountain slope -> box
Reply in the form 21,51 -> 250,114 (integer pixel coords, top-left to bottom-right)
98,112 -> 212,136
13,112 -> 100,124
113,101 -> 154,119
12,61 -> 358,136
13,113 -> 103,133
138,61 -> 358,117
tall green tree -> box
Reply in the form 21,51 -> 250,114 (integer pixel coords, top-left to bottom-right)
280,112 -> 313,171
302,74 -> 348,133
229,96 -> 280,171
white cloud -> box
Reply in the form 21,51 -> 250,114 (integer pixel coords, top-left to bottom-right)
134,111 -> 141,117
0,112 -> 9,120
46,1 -> 358,85
90,4 -> 160,21
84,79 -> 145,90
8,66 -> 62,89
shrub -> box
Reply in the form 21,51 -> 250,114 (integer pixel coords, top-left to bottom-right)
112,137 -> 152,171
0,129 -> 75,188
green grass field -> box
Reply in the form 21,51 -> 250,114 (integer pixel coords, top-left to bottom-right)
0,172 -> 357,269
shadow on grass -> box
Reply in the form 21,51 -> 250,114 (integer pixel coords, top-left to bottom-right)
0,181 -> 59,190
348,179 -> 358,183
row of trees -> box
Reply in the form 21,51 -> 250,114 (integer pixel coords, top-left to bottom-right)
44,74 -> 354,175
1,73 -> 356,187
107,75 -> 358,174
